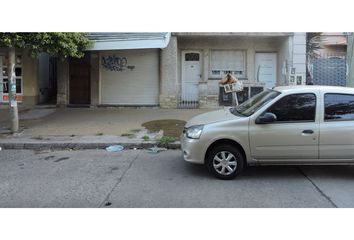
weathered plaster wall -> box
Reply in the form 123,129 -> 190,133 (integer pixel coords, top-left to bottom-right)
56,59 -> 69,106
278,36 -> 290,85
22,52 -> 39,106
292,32 -> 307,76
160,36 -> 178,108
90,52 -> 99,106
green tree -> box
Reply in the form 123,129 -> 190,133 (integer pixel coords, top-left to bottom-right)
0,32 -> 92,133
306,32 -> 323,84
0,32 -> 91,58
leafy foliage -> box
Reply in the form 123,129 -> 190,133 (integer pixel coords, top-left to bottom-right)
142,135 -> 150,141
158,136 -> 176,146
0,32 -> 91,58
306,32 -> 323,83
306,32 -> 323,59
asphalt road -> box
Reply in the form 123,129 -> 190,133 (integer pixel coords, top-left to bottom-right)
0,149 -> 353,208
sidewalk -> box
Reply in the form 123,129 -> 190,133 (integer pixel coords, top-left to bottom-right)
0,107 -> 213,150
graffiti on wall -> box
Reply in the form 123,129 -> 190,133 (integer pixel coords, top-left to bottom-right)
101,55 -> 135,72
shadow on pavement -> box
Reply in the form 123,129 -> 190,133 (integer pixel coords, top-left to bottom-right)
184,163 -> 354,180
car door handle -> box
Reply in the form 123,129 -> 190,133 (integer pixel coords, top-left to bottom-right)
302,130 -> 314,134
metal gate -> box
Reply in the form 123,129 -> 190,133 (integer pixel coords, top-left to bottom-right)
177,93 -> 199,109
311,53 -> 347,86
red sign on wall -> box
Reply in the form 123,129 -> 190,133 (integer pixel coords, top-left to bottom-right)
2,95 -> 23,102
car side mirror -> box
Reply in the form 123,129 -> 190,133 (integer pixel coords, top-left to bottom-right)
255,112 -> 277,124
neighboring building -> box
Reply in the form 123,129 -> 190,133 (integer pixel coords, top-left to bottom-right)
56,32 -> 171,107
318,32 -> 347,57
311,32 -> 348,86
0,48 -> 40,107
1,32 -> 307,109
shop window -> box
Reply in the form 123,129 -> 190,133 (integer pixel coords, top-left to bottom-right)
1,55 -> 22,94
210,50 -> 246,78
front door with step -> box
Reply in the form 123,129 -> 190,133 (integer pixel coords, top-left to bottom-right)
181,51 -> 201,108
69,54 -> 91,105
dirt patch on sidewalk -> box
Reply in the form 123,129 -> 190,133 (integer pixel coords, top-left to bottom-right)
142,119 -> 186,138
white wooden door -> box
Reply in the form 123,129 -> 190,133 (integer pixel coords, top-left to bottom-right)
0,57 -> 3,103
182,51 -> 201,102
255,53 -> 277,89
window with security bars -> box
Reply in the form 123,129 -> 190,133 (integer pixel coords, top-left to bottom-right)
210,50 -> 246,78
1,55 -> 22,94
185,53 -> 200,61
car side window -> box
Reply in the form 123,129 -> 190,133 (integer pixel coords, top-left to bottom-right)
324,93 -> 354,121
266,93 -> 316,122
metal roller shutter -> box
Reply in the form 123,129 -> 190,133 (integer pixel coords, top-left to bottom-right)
100,49 -> 159,105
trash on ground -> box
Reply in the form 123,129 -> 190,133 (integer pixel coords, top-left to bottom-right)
147,146 -> 167,154
106,145 -> 124,152
104,202 -> 112,206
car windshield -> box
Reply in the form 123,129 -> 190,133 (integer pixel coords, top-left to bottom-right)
230,89 -> 280,117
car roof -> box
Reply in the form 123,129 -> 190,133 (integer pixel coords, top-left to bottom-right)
273,85 -> 354,94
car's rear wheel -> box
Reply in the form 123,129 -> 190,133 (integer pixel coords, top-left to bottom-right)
206,144 -> 244,180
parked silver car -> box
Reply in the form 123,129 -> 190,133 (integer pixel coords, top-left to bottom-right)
181,86 -> 354,179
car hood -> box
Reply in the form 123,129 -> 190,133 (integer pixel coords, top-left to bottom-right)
185,108 -> 241,127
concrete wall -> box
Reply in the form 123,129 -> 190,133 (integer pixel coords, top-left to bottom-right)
56,59 -> 69,106
292,32 -> 307,76
22,51 -> 39,106
278,36 -> 291,85
90,52 -> 100,106
160,36 -> 178,108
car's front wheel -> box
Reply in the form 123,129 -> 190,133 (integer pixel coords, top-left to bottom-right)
206,144 -> 244,180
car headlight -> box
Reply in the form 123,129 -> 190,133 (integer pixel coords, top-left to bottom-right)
185,125 -> 204,139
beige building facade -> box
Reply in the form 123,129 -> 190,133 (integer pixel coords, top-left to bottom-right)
0,33 -> 307,109
0,48 -> 39,108
160,32 -> 306,108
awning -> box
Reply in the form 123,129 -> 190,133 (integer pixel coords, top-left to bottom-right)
86,32 -> 171,51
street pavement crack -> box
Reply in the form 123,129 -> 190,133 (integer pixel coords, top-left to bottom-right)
98,150 -> 141,207
296,167 -> 337,208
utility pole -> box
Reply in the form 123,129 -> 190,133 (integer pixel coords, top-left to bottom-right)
8,47 -> 19,133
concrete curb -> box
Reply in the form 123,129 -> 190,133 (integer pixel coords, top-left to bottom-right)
0,141 -> 181,150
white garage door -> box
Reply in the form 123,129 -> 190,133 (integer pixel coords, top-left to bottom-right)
100,49 -> 159,105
